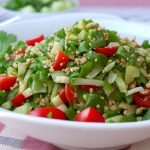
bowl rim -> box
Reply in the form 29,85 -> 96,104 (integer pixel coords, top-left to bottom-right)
0,12 -> 150,129
1,108 -> 150,129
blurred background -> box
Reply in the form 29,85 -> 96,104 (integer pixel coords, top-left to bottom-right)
78,0 -> 150,22
0,0 -> 150,23
80,0 -> 150,6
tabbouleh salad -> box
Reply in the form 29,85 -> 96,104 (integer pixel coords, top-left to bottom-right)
0,19 -> 150,123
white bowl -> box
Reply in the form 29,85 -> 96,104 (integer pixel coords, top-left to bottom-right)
0,13 -> 150,150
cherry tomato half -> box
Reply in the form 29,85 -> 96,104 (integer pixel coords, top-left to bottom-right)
11,93 -> 26,107
59,89 -> 68,104
53,51 -> 69,71
133,89 -> 150,107
26,34 -> 44,46
0,76 -> 16,91
29,107 -> 67,120
65,84 -> 76,104
95,46 -> 118,56
75,107 -> 105,123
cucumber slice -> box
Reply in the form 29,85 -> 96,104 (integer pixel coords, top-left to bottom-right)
54,76 -> 69,84
47,80 -> 54,94
51,71 -> 69,83
115,73 -> 127,93
102,61 -> 115,74
7,67 -> 17,76
70,78 -> 103,86
50,42 -> 63,58
107,71 -> 117,84
1,101 -> 12,110
51,95 -> 63,107
51,83 -> 62,99
14,103 -> 32,114
19,83 -> 27,93
125,66 -> 140,85
57,104 -> 67,112
86,66 -> 102,79
18,62 -> 28,77
32,80 -> 47,94
106,114 -> 136,123
24,69 -> 32,83
78,30 -> 87,41
103,79 -> 114,96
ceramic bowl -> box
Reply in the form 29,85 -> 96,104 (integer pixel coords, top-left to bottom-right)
0,13 -> 150,150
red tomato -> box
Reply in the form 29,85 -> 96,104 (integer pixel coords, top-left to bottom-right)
59,89 -> 68,104
80,85 -> 100,91
11,93 -> 26,107
75,107 -> 105,123
26,34 -> 44,46
65,84 -> 76,104
133,89 -> 150,107
29,107 -> 67,120
95,46 -> 118,56
53,51 -> 69,71
0,76 -> 16,91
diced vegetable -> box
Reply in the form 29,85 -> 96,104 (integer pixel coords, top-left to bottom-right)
50,41 -> 63,58
51,83 -> 61,99
133,89 -> 150,107
125,66 -> 140,85
14,103 -> 32,114
26,35 -> 44,46
65,84 -> 76,104
18,62 -> 28,76
88,30 -> 106,48
70,78 -> 103,86
53,51 -> 69,71
32,79 -> 47,94
75,107 -> 105,122
66,107 -> 76,120
84,93 -> 105,113
0,76 -> 16,91
86,66 -> 102,79
51,95 -> 64,107
80,61 -> 93,77
29,107 -> 67,120
59,89 -> 68,104
115,72 -> 127,93
107,71 -> 117,84
102,61 -> 116,73
103,79 -> 114,96
11,93 -> 26,107
95,47 -> 118,56
106,114 -> 136,123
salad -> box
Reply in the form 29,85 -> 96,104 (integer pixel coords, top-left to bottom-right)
2,0 -> 76,13
0,19 -> 150,123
